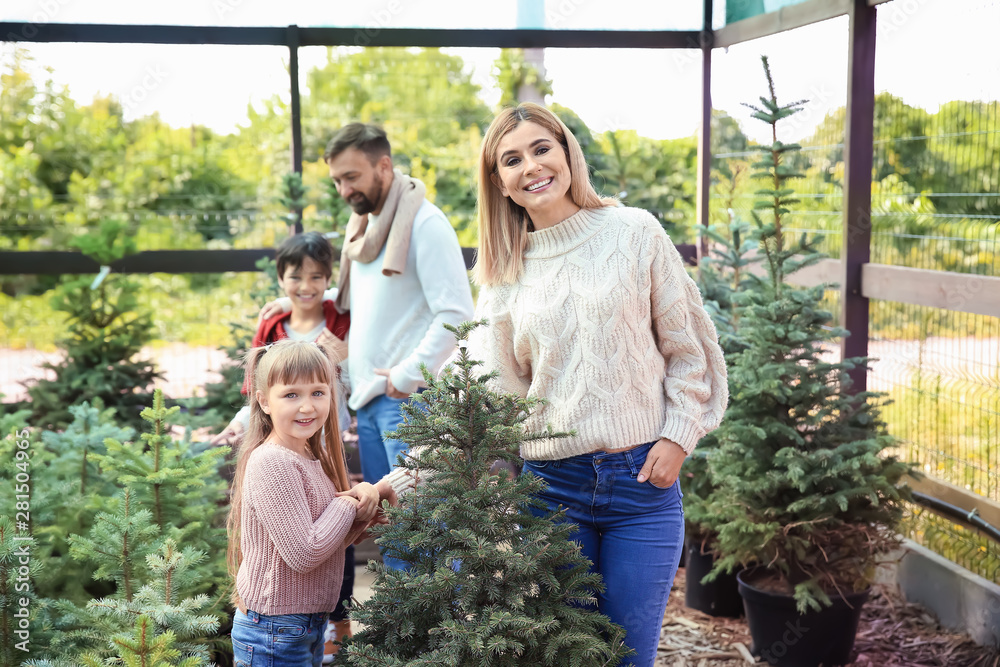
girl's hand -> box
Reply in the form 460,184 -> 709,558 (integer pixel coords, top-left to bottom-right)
337,482 -> 380,523
209,420 -> 244,446
636,438 -> 687,488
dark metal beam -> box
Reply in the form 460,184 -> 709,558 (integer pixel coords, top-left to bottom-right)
695,0 -> 713,264
0,245 -> 697,275
714,0 -> 851,48
0,250 -> 276,274
0,22 -> 701,49
840,0 -> 876,394
288,25 -> 304,235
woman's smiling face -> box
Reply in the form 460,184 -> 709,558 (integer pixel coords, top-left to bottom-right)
493,121 -> 579,229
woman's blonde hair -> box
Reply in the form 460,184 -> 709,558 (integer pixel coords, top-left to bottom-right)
474,102 -> 616,286
226,339 -> 350,606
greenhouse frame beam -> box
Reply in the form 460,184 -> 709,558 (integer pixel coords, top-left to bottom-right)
0,246 -> 697,274
713,0 -> 852,48
0,22 -> 701,49
695,0 -> 713,262
840,0 -> 877,394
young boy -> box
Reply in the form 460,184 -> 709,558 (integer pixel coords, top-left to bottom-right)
210,231 -> 353,664
211,232 -> 349,445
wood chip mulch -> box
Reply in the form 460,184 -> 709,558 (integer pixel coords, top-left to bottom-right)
655,567 -> 1000,667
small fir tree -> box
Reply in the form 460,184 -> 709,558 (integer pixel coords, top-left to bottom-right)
346,321 -> 631,667
24,392 -> 229,665
93,391 -> 229,539
29,402 -> 131,603
0,516 -> 48,664
80,540 -> 222,666
26,220 -> 161,431
683,162 -> 759,542
702,56 -> 911,612
279,171 -> 308,234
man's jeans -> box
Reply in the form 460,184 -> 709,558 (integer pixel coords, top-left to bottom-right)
356,393 -> 419,571
521,441 -> 685,667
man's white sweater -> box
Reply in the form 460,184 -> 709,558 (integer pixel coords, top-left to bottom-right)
468,205 -> 728,460
331,199 -> 473,411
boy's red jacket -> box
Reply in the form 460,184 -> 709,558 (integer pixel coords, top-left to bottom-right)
241,302 -> 350,395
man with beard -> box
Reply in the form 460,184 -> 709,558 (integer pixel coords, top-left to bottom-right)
263,122 -> 473,532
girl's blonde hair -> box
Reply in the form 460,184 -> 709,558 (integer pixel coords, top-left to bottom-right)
474,102 -> 617,286
226,339 -> 350,605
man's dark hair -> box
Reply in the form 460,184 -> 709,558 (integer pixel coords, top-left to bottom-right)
276,231 -> 334,279
323,123 -> 392,164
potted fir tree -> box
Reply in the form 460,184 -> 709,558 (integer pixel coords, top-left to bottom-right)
345,321 -> 631,666
702,57 -> 911,667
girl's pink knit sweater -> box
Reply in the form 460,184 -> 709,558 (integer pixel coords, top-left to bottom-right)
236,442 -> 357,615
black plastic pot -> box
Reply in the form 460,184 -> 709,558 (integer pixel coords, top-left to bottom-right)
683,538 -> 743,617
737,570 -> 869,667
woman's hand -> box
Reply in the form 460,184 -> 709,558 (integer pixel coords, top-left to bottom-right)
636,438 -> 687,488
373,478 -> 399,507
337,482 -> 380,523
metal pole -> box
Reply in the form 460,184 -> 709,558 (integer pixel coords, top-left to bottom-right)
288,24 -> 303,234
695,0 -> 713,264
841,0 -> 876,393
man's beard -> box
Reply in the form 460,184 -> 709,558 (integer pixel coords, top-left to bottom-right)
347,173 -> 384,215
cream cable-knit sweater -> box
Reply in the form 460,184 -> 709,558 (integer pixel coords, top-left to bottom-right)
380,205 -> 728,493
472,205 -> 727,459
236,442 -> 357,615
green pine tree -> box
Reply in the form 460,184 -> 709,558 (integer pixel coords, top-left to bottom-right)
93,391 -> 229,542
78,540 -> 222,666
346,321 -> 632,667
702,56 -> 912,612
684,162 -> 759,541
27,393 -> 229,665
68,488 -> 160,604
25,220 -> 161,431
279,171 -> 308,233
0,516 -> 47,665
28,401 -> 132,604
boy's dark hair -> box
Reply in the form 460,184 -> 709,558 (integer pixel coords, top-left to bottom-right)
323,123 -> 392,165
276,232 -> 334,279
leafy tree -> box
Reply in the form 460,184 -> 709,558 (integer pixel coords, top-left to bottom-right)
594,130 -> 697,242
493,49 -> 553,107
347,322 -> 631,666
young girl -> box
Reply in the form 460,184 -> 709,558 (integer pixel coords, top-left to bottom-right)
227,339 -> 379,666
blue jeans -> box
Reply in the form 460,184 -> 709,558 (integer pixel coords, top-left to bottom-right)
356,393 -> 421,571
521,441 -> 685,667
231,609 -> 328,667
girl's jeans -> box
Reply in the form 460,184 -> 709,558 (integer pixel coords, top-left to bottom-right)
232,608 -> 329,667
521,441 -> 685,667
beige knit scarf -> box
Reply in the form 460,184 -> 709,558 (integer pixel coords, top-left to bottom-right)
335,169 -> 426,311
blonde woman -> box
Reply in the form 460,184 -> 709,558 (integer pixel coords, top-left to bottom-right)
470,103 -> 728,666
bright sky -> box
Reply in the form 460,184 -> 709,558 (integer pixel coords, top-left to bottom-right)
2,0 -> 998,145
